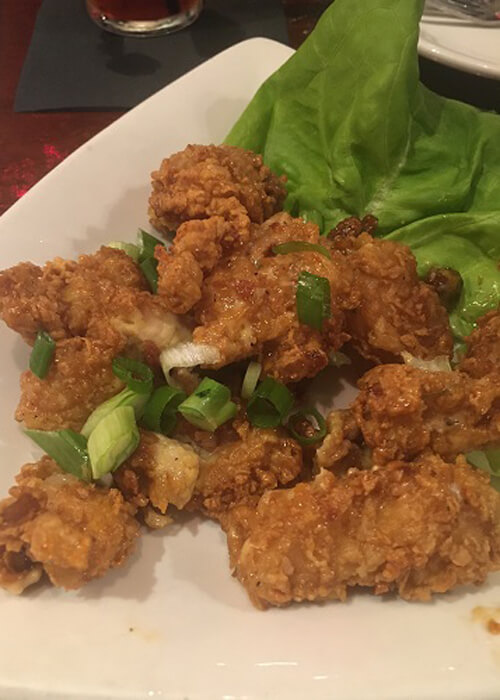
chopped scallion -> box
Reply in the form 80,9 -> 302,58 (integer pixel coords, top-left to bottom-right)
142,385 -> 187,436
112,357 -> 154,395
29,330 -> 56,379
81,387 -> 150,439
287,407 -> 327,446
87,405 -> 140,479
140,256 -> 159,293
296,271 -> 331,331
178,377 -> 237,432
25,428 -> 91,481
137,229 -> 164,263
246,377 -> 294,428
106,241 -> 140,262
241,361 -> 262,400
272,241 -> 331,260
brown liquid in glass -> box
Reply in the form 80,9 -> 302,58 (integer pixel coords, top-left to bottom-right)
88,0 -> 198,21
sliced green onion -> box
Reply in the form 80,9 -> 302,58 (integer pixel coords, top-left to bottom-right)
296,271 -> 331,331
241,361 -> 262,400
140,256 -> 159,293
137,229 -> 164,263
246,377 -> 294,429
25,428 -> 91,481
29,330 -> 56,379
142,385 -> 186,436
272,241 -> 331,260
106,241 -> 140,262
178,378 -> 237,432
87,405 -> 140,479
112,356 -> 154,394
81,387 -> 150,439
287,407 -> 327,446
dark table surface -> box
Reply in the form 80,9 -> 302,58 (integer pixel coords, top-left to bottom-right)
0,0 -> 498,216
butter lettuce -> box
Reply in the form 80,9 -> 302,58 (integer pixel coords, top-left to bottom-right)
226,0 -> 500,337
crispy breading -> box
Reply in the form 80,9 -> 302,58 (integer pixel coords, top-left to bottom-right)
352,364 -> 500,465
115,421 -> 302,527
16,337 -> 125,432
224,457 -> 500,609
149,144 -> 286,234
460,309 -> 500,379
189,420 -> 303,518
191,213 -> 351,383
0,458 -> 139,593
331,228 -> 453,362
114,430 -> 200,529
151,144 -> 286,314
0,247 -> 190,356
151,145 -> 286,314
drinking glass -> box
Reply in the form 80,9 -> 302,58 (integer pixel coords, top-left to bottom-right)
86,0 -> 204,37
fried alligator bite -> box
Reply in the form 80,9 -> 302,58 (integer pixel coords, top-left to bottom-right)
0,457 -> 139,594
352,363 -> 500,465
224,456 -> 500,609
151,144 -> 287,313
330,226 -> 453,362
0,246 -> 190,355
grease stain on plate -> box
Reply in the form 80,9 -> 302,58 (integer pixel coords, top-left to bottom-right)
472,606 -> 500,635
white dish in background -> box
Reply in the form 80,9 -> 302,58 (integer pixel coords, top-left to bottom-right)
419,14 -> 500,78
0,37 -> 499,700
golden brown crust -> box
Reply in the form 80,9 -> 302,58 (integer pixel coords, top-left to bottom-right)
352,364 -> 500,464
332,231 -> 453,362
0,458 -> 139,592
191,212 -> 351,383
16,337 -> 124,431
225,457 -> 500,609
189,420 -> 303,518
148,143 -> 287,234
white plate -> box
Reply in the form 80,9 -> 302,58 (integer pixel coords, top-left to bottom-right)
0,37 -> 499,700
419,14 -> 500,78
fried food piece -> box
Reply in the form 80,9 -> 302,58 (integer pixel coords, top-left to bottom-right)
352,364 -> 500,465
114,430 -> 200,529
460,309 -> 500,379
0,247 -> 190,356
115,420 -> 302,527
224,456 -> 500,609
149,144 -> 286,234
0,457 -> 139,593
16,337 -> 125,432
331,225 -> 453,362
189,420 -> 303,519
191,213 -> 352,383
151,144 -> 286,314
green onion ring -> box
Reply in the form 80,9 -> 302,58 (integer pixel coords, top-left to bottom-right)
137,229 -> 165,263
296,270 -> 331,331
246,377 -> 294,429
87,405 -> 140,479
112,356 -> 154,395
179,377 -> 237,432
286,407 -> 327,446
142,385 -> 187,436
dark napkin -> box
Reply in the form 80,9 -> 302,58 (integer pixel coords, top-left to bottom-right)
15,0 -> 289,112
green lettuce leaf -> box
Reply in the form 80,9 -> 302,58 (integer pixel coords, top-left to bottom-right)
226,0 -> 500,337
